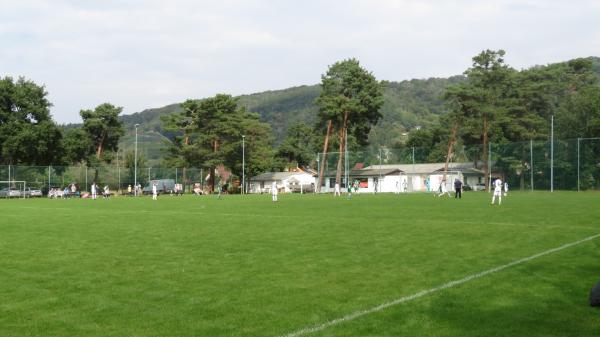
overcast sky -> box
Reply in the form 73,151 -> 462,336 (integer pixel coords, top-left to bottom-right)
1,0 -> 599,123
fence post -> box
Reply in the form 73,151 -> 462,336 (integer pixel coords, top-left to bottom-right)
488,142 -> 492,193
175,168 -> 178,184
577,138 -> 580,192
530,140 -> 533,191
550,115 -> 554,192
48,165 -> 51,191
85,167 -> 88,192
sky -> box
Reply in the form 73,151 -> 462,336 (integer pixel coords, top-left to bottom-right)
1,0 -> 599,124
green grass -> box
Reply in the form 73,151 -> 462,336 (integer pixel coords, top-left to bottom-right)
1,191 -> 599,337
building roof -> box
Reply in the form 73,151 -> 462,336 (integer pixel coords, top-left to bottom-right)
321,168 -> 402,177
363,162 -> 487,175
250,171 -> 312,181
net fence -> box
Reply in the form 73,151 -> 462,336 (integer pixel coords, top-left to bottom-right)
1,137 -> 599,196
315,137 -> 600,192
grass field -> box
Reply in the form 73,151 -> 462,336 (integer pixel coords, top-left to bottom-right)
1,191 -> 599,337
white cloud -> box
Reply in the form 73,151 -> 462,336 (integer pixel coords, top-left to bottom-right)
1,0 -> 599,123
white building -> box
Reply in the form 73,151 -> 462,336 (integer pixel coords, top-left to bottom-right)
318,168 -> 404,193
249,170 -> 315,194
363,162 -> 486,192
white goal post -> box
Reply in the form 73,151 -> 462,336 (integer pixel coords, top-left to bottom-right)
0,180 -> 27,199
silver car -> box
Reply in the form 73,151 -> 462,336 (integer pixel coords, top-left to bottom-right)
0,188 -> 22,197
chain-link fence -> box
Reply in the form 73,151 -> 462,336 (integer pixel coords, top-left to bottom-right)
0,165 -> 211,195
316,137 -> 600,192
1,137 -> 599,196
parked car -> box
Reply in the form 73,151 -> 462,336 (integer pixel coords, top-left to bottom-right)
25,188 -> 43,197
143,179 -> 176,195
0,188 -> 22,197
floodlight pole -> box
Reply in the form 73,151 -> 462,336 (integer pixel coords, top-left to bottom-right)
378,147 -> 382,193
117,150 -> 121,193
550,115 -> 554,192
344,128 -> 348,190
577,137 -> 580,192
242,135 -> 245,194
134,124 -> 139,196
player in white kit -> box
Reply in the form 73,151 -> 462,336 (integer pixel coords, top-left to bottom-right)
271,182 -> 278,202
491,178 -> 503,205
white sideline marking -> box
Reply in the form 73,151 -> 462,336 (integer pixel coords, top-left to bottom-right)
278,233 -> 600,337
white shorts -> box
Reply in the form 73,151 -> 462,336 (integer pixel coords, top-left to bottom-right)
493,188 -> 502,196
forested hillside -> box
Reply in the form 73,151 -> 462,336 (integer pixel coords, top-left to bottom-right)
117,57 -> 599,164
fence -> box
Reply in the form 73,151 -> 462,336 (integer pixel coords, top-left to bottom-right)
1,137 -> 599,195
316,137 -> 600,192
0,165 -> 211,194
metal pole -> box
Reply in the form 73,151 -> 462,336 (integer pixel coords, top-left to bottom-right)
488,142 -> 492,193
175,167 -> 178,185
134,124 -> 139,196
48,165 -> 51,191
85,166 -> 87,192
550,115 -> 554,192
316,154 -> 320,193
148,167 -> 151,182
344,128 -> 348,191
530,140 -> 533,191
117,150 -> 121,193
577,138 -> 580,192
242,135 -> 245,194
378,147 -> 382,193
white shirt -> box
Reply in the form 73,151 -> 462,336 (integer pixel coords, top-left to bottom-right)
152,185 -> 157,194
494,179 -> 503,191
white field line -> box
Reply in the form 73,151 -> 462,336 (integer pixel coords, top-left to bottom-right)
278,233 -> 600,337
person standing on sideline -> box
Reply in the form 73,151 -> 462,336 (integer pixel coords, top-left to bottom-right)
152,182 -> 158,200
395,181 -> 400,194
454,178 -> 463,199
504,181 -> 509,197
492,178 -> 503,205
271,182 -> 278,202
334,182 -> 341,196
127,184 -> 132,196
91,182 -> 97,200
438,180 -> 450,197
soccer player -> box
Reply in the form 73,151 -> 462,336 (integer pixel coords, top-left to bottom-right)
334,182 -> 341,197
438,180 -> 450,197
152,182 -> 158,200
91,182 -> 97,200
271,182 -> 278,202
492,178 -> 503,205
504,181 -> 509,197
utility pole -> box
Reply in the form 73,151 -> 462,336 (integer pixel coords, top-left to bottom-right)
242,135 -> 245,194
134,124 -> 139,196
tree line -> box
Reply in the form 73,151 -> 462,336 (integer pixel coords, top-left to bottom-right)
2,51 -> 599,191
0,76 -> 125,171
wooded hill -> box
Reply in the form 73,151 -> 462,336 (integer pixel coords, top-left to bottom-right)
118,57 -> 600,163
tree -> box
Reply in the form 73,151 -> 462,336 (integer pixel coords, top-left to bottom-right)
61,128 -> 92,164
315,59 -> 383,189
0,76 -> 63,165
180,94 -> 275,193
80,103 -> 124,161
276,122 -> 317,167
442,50 -> 514,190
